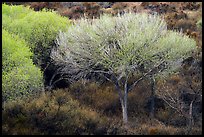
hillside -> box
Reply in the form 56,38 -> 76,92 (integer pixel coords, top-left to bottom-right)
2,2 -> 202,135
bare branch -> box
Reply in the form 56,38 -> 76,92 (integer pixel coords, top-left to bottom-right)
128,60 -> 165,92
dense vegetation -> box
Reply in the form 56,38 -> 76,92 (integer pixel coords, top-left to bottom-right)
2,4 -> 71,67
2,29 -> 43,102
2,2 -> 202,135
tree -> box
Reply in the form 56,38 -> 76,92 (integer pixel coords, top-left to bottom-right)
50,12 -> 197,125
156,56 -> 202,134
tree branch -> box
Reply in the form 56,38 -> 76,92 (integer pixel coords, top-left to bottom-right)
128,60 -> 165,92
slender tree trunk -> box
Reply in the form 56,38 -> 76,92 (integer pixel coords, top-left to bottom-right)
150,76 -> 155,118
122,102 -> 128,124
187,100 -> 194,134
115,81 -> 128,125
150,95 -> 155,118
123,81 -> 128,125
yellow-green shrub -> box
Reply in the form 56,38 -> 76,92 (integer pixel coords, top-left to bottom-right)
2,3 -> 71,67
2,29 -> 43,101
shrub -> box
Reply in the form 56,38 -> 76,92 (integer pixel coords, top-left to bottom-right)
69,81 -> 120,116
2,29 -> 43,102
2,3 -> 33,19
60,6 -> 85,19
149,128 -> 158,135
2,4 -> 71,68
2,3 -> 33,30
2,89 -> 110,135
29,2 -> 61,11
83,2 -> 101,18
29,2 -> 49,11
112,2 -> 128,10
59,3 -> 101,20
180,2 -> 201,11
111,2 -> 131,15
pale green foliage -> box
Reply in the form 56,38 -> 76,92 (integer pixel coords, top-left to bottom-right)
2,29 -> 43,101
148,30 -> 197,78
51,12 -> 196,81
2,3 -> 71,66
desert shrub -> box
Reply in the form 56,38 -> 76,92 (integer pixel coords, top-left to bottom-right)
60,2 -> 83,8
59,2 -> 101,19
60,6 -> 85,19
83,2 -> 101,18
111,2 -> 131,15
69,80 -> 157,117
29,2 -> 61,11
124,115 -> 202,135
2,89 -> 110,135
2,4 -> 71,68
112,2 -> 128,11
128,79 -> 152,114
174,19 -> 196,32
97,2 -> 114,8
69,81 -> 121,116
2,29 -> 43,102
180,2 -> 201,11
174,11 -> 187,20
29,2 -> 49,11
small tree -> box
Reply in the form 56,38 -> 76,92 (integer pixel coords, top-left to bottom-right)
51,12 -> 197,125
156,56 -> 202,134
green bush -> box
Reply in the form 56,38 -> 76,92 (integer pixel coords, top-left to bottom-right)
2,3 -> 71,67
2,3 -> 33,19
2,29 -> 43,101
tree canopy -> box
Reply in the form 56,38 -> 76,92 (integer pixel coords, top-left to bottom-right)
51,12 -> 196,83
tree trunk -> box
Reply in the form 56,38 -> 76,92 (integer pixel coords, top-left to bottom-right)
122,103 -> 128,124
187,100 -> 194,134
123,81 -> 128,125
115,80 -> 128,125
150,76 -> 155,118
150,96 -> 155,118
